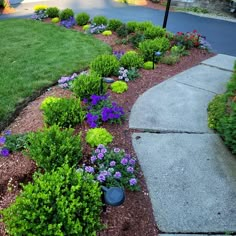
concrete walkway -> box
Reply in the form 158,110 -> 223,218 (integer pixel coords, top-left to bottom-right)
130,54 -> 236,234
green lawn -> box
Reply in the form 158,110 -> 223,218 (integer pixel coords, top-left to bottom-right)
0,19 -> 111,128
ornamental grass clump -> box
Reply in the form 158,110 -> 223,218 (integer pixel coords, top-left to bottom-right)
26,125 -> 83,172
1,164 -> 103,235
119,51 -> 144,69
111,81 -> 128,94
84,94 -> 125,128
40,96 -> 85,128
86,128 -> 113,147
87,145 -> 139,191
90,54 -> 120,77
72,71 -> 107,99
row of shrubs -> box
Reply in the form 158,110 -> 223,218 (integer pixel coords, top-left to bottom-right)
208,62 -> 236,154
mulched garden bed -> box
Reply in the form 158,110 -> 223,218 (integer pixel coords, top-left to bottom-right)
0,20 -> 214,236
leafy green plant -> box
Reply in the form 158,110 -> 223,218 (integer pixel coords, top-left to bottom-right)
127,68 -> 140,81
83,24 -> 90,30
26,125 -> 82,171
46,7 -> 60,18
92,15 -> 108,25
59,8 -> 74,20
135,21 -> 153,32
87,145 -> 139,191
72,71 -> 106,99
107,18 -> 123,31
76,12 -> 90,26
138,37 -> 170,61
111,81 -> 128,94
120,51 -> 144,69
116,23 -> 129,38
4,133 -> 29,152
128,32 -> 145,48
144,26 -> 166,39
102,30 -> 112,36
86,128 -> 113,147
90,54 -> 120,77
1,164 -> 102,235
41,97 -> 85,128
51,17 -> 60,23
160,55 -> 180,65
143,61 -> 155,70
170,45 -> 189,57
126,21 -> 138,33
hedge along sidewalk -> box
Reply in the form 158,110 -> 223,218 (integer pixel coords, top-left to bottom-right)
0,18 -> 111,130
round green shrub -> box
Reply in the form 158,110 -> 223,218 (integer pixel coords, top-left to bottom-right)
51,17 -> 60,23
107,18 -> 123,31
41,97 -> 85,128
135,21 -> 153,32
76,12 -> 90,26
59,8 -> 74,20
86,128 -> 113,147
46,7 -> 60,18
72,71 -> 107,99
102,30 -> 112,36
143,61 -> 155,70
144,26 -> 166,39
27,124 -> 83,172
92,15 -> 108,25
1,164 -> 102,235
90,54 -> 120,77
83,24 -> 90,31
116,23 -> 129,38
111,81 -> 128,94
120,51 -> 144,69
138,37 -> 171,61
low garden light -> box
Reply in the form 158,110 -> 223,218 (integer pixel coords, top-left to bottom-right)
152,51 -> 162,69
101,186 -> 125,212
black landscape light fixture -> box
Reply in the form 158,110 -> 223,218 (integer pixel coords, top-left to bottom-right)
162,0 -> 172,28
101,186 -> 125,212
152,51 -> 162,69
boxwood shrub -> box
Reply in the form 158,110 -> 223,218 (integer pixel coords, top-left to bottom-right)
1,164 -> 103,235
120,51 -> 144,69
76,12 -> 90,26
46,7 -> 60,18
59,8 -> 74,20
26,124 -> 83,172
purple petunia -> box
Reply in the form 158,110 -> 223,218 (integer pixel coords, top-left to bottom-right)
1,148 -> 10,157
114,171 -> 122,179
129,178 -> 137,186
100,148 -> 107,154
91,155 -> 97,163
97,174 -> 106,183
127,166 -> 134,173
110,161 -> 116,167
113,148 -> 120,153
4,130 -> 11,136
97,144 -> 105,149
129,158 -> 136,166
85,166 -> 94,173
121,158 -> 128,165
97,153 -> 104,160
0,136 -> 6,145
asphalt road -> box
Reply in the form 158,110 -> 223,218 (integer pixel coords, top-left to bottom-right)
1,0 -> 236,56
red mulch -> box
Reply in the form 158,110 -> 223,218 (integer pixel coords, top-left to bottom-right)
0,19 -> 214,236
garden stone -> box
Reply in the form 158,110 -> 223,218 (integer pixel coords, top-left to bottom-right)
103,77 -> 115,83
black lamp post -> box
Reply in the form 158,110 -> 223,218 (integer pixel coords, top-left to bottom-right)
162,0 -> 172,28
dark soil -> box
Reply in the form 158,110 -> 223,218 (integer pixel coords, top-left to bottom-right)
0,22 -> 214,236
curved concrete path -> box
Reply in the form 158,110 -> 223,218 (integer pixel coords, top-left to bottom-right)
130,54 -> 236,234
1,0 -> 236,56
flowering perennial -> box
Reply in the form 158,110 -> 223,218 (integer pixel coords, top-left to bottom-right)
0,130 -> 11,157
86,145 -> 139,191
60,16 -> 76,29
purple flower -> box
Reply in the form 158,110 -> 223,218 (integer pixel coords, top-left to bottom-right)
85,166 -> 94,173
129,178 -> 137,186
90,155 -> 97,163
95,148 -> 100,154
121,158 -> 128,165
97,174 -> 106,183
125,154 -> 131,159
110,161 -> 116,167
129,158 -> 136,166
100,148 -> 107,154
127,166 -> 134,173
0,136 -> 6,145
114,171 -> 122,179
97,153 -> 104,160
97,144 -> 105,149
101,170 -> 111,176
83,98 -> 88,103
114,148 -> 120,153
1,148 -> 9,157
4,130 -> 11,135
